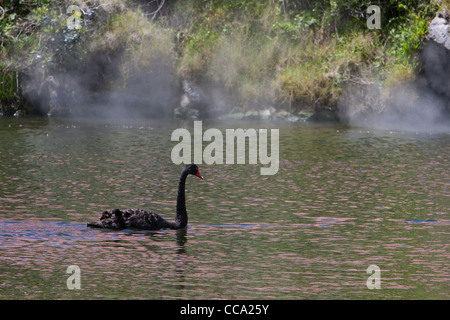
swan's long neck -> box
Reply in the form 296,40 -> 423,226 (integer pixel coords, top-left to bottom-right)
174,169 -> 189,229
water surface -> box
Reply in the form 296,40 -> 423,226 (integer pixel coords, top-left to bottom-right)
0,117 -> 448,299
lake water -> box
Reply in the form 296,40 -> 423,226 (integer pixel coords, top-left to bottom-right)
0,117 -> 448,299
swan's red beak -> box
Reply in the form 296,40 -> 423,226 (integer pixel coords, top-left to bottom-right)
196,170 -> 204,180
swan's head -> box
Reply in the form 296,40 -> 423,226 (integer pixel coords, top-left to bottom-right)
186,164 -> 203,180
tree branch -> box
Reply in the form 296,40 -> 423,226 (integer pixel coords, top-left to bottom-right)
149,0 -> 166,21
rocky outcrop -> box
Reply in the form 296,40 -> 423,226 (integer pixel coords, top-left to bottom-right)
428,9 -> 450,50
174,80 -> 210,119
420,9 -> 450,110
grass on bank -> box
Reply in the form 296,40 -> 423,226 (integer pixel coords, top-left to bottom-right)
0,0 -> 447,116
167,0 -> 443,114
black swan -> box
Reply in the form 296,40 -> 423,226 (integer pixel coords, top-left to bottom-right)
87,164 -> 203,230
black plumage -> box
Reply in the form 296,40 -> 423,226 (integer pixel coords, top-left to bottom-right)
87,164 -> 203,230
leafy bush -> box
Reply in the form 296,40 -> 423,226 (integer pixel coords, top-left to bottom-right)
387,3 -> 436,65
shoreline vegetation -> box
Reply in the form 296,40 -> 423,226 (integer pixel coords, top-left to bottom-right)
0,0 -> 449,127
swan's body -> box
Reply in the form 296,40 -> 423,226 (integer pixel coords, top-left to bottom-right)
87,164 -> 203,230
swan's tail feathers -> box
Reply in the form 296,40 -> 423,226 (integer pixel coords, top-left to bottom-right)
86,219 -> 124,229
87,209 -> 126,229
87,221 -> 104,228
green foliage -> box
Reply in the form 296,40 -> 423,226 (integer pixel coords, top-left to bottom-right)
0,0 -> 53,110
386,3 -> 437,65
272,11 -> 317,42
0,0 -> 446,114
92,8 -> 176,87
0,67 -> 17,101
0,0 -> 51,43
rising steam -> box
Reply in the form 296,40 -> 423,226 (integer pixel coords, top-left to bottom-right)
338,40 -> 450,134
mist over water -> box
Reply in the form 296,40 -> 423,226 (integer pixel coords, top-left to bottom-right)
339,82 -> 450,133
338,40 -> 450,134
23,54 -> 180,119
